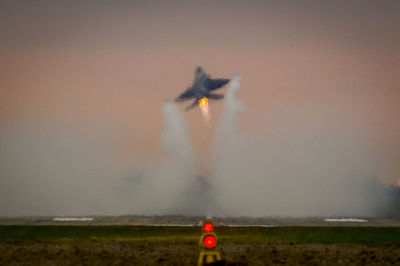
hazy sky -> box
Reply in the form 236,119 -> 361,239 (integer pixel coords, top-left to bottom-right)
1,1 -> 399,215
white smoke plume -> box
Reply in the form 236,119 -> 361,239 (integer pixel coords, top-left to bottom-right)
0,78 -> 393,217
160,101 -> 194,170
213,75 -> 245,155
132,101 -> 197,214
209,75 -> 389,217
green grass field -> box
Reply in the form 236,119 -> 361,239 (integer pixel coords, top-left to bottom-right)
1,226 -> 400,265
1,225 -> 400,245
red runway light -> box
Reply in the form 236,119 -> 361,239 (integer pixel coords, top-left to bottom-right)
203,235 -> 216,248
203,222 -> 213,232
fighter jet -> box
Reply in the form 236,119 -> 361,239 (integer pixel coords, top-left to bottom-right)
175,66 -> 230,111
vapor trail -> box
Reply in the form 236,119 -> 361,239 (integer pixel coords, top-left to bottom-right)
161,101 -> 194,169
132,101 -> 197,214
213,75 -> 244,152
209,75 -> 390,217
210,75 -> 249,216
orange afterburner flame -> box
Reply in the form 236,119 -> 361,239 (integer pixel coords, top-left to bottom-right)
198,97 -> 209,107
198,97 -> 210,121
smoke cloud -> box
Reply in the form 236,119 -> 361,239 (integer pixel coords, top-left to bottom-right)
0,102 -> 198,216
0,77 -> 396,217
129,74 -> 394,217
208,76 -> 390,217
1,0 -> 399,218
128,101 -> 197,215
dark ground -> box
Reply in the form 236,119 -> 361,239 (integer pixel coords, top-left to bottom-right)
1,224 -> 400,265
1,241 -> 400,265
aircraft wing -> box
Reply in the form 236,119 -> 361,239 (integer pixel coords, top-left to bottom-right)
185,100 -> 198,111
204,78 -> 230,91
206,93 -> 224,100
175,88 -> 194,101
